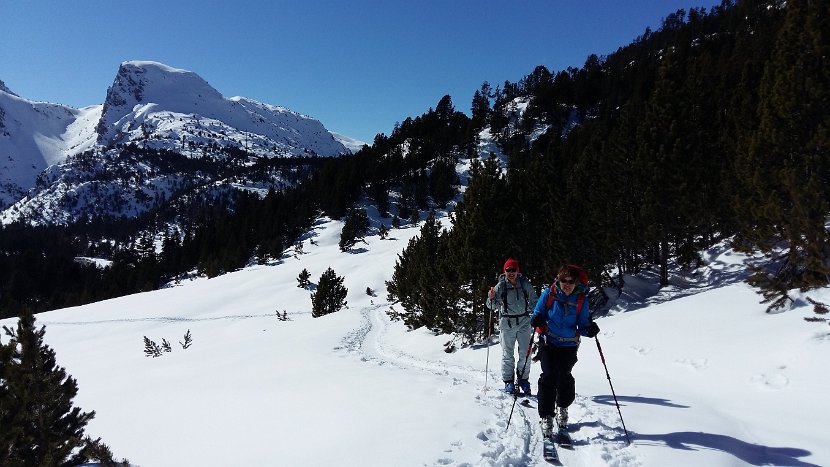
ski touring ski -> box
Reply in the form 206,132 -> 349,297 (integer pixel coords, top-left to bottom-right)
542,436 -> 562,465
556,428 -> 573,449
540,415 -> 563,465
542,427 -> 573,465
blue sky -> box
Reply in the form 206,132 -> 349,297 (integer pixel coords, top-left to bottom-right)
1,0 -> 722,143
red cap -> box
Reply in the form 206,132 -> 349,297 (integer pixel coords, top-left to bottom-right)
503,258 -> 520,272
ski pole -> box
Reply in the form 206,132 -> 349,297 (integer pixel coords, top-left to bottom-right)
506,330 -> 536,430
595,335 -> 631,445
484,305 -> 493,392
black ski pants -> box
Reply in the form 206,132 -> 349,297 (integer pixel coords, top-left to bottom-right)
536,343 -> 579,418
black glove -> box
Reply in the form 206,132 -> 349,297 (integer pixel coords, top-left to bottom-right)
586,321 -> 600,338
531,314 -> 546,328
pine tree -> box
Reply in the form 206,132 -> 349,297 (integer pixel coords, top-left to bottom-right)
297,268 -> 311,288
445,155 -> 511,340
367,180 -> 390,217
524,134 -> 571,279
0,310 -> 97,465
397,184 -> 416,223
435,94 -> 456,124
339,207 -> 370,252
311,268 -> 348,317
646,59 -> 673,285
428,157 -> 457,208
470,82 -> 492,131
561,120 -> 618,278
386,211 -> 457,334
143,336 -> 162,357
0,329 -> 14,457
179,329 -> 193,349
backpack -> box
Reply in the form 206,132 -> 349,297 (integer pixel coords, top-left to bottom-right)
500,275 -> 530,316
544,264 -> 589,319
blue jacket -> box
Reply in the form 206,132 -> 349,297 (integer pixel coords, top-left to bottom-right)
532,281 -> 590,347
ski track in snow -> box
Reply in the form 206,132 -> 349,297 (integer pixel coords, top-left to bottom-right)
338,303 -> 639,466
40,313 -> 282,325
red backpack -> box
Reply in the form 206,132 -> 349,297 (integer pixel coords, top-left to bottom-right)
545,264 -> 590,316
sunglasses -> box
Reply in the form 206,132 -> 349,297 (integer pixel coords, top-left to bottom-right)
559,278 -> 576,285
505,268 -> 517,273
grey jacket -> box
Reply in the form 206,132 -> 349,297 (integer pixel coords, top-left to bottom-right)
486,274 -> 538,317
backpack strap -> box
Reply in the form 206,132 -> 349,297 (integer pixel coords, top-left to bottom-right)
543,286 -> 585,342
501,276 -> 530,317
545,285 -> 585,321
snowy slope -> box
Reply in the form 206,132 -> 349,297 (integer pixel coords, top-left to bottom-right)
2,211 -> 827,466
0,88 -> 98,208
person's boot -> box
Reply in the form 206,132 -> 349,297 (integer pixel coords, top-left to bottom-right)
555,406 -> 569,430
503,381 -> 516,394
539,415 -> 554,439
518,379 -> 531,396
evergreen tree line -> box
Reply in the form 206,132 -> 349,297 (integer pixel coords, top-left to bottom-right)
386,0 -> 830,343
0,167 -> 322,318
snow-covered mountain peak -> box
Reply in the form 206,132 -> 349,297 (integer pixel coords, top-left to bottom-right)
95,60 -> 348,157
0,80 -> 18,97
100,61 -> 223,118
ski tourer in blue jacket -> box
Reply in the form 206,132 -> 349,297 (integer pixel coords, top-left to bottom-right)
532,279 -> 591,347
530,265 -> 600,438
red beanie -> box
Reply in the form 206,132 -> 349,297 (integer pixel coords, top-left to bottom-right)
503,258 -> 520,272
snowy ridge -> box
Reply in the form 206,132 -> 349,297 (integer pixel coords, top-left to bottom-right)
0,88 -> 99,208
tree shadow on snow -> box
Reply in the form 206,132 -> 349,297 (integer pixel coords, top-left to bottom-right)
470,335 -> 499,350
593,394 -> 689,408
587,395 -> 817,466
631,431 -> 817,466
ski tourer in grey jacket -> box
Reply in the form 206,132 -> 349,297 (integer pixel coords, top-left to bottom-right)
486,270 -> 538,384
